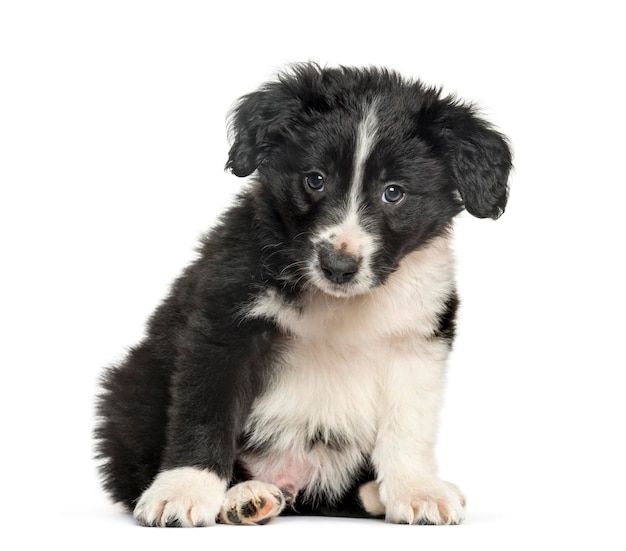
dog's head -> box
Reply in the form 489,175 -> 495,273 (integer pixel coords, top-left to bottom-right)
227,63 -> 512,298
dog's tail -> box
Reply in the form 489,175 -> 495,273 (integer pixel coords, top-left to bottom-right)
94,343 -> 171,511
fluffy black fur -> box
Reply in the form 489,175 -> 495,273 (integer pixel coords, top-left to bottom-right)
95,63 -> 511,518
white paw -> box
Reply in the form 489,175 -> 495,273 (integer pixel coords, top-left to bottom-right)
219,481 -> 286,525
358,481 -> 386,517
133,467 -> 227,527
381,478 -> 466,525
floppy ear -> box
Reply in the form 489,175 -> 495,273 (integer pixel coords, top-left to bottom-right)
225,86 -> 298,178
421,94 -> 513,219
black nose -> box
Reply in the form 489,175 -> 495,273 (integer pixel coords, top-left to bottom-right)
318,248 -> 360,284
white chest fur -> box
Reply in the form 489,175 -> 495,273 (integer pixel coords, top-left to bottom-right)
240,236 -> 456,500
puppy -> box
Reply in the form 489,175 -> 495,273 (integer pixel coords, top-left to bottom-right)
95,63 -> 512,527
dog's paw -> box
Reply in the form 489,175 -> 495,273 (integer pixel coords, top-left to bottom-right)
381,478 -> 466,525
219,481 -> 286,525
133,467 -> 227,527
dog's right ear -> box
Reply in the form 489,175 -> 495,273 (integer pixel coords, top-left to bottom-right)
226,86 -> 295,178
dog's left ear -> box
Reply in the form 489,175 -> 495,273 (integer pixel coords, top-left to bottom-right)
421,94 -> 513,219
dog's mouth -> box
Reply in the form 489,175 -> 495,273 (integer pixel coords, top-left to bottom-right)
311,276 -> 373,298
311,277 -> 368,298
304,215 -> 380,298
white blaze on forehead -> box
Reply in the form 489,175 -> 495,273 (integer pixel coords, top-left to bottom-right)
349,103 -> 379,211
305,102 -> 382,297
325,102 -> 379,258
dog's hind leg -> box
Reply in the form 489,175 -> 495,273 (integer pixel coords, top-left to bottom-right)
95,343 -> 172,511
357,481 -> 386,517
219,481 -> 287,525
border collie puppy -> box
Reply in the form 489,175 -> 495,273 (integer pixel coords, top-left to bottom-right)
95,63 -> 512,527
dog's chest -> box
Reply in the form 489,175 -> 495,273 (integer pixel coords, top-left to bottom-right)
250,327 -> 387,445
239,240 -> 456,497
239,325 -> 391,498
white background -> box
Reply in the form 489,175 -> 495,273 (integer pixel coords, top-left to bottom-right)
1,0 -> 625,549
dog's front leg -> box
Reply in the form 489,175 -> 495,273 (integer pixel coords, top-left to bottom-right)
371,340 -> 466,525
133,313 -> 275,527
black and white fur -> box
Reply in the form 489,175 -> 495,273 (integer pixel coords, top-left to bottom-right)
95,63 -> 512,526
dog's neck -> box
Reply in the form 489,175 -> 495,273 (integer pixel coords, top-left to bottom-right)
246,234 -> 456,344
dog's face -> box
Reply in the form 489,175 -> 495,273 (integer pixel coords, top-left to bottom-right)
227,65 -> 512,298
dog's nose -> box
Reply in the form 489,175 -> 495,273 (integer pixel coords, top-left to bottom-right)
318,248 -> 360,284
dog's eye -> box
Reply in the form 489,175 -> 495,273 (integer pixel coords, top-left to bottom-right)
382,185 -> 405,205
305,173 -> 326,192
